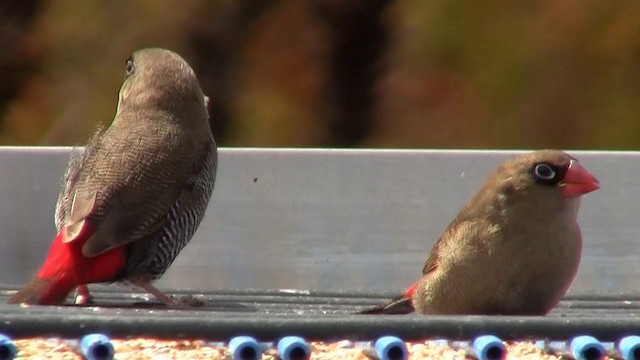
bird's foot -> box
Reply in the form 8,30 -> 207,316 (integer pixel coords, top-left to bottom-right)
127,279 -> 174,306
171,294 -> 205,307
127,278 -> 202,307
127,278 -> 205,308
74,285 -> 94,305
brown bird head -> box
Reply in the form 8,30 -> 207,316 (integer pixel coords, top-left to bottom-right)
452,149 -> 601,239
490,150 -> 600,203
115,48 -> 209,128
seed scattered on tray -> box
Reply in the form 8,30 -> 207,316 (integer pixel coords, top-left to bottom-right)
13,338 -> 82,360
9,338 -> 618,359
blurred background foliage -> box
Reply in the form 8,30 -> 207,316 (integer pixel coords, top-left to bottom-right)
1,0 -> 639,149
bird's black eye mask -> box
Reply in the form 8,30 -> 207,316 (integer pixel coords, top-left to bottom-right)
125,56 -> 135,78
531,161 -> 568,186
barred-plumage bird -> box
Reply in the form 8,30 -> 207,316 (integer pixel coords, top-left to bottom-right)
8,48 -> 217,306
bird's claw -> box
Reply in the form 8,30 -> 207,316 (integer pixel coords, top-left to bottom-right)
74,285 -> 94,305
170,294 -> 205,307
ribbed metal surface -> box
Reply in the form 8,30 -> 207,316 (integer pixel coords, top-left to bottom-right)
1,286 -> 640,341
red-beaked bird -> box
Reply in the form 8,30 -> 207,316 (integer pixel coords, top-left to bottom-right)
361,150 -> 599,315
8,48 -> 217,306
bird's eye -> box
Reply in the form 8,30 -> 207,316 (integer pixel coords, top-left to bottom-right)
125,58 -> 135,77
533,162 -> 557,181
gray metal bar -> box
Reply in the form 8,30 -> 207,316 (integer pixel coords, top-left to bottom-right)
0,147 -> 634,293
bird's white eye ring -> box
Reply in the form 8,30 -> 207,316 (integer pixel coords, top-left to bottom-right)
125,60 -> 135,77
534,163 -> 556,180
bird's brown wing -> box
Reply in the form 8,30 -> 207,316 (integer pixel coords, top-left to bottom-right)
421,218 -> 462,276
54,148 -> 83,232
422,243 -> 440,276
74,124 -> 209,258
422,213 -> 487,276
80,160 -> 200,258
55,127 -> 104,232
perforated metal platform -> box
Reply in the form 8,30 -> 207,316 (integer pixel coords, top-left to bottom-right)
1,286 -> 639,341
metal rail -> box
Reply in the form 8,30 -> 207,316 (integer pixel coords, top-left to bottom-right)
1,288 -> 640,341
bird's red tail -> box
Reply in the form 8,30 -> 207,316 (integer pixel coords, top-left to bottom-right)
8,225 -> 125,305
8,275 -> 77,305
402,281 -> 419,298
358,282 -> 418,315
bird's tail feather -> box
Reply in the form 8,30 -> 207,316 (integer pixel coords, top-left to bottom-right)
7,276 -> 75,305
358,282 -> 418,315
358,296 -> 415,314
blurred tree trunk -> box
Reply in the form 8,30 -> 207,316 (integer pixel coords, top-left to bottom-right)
311,0 -> 394,147
189,0 -> 277,144
0,0 -> 43,123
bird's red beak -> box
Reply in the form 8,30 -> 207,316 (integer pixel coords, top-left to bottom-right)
560,160 -> 600,198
